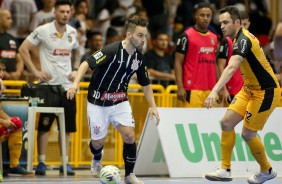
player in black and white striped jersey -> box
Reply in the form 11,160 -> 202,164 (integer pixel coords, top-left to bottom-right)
67,17 -> 160,184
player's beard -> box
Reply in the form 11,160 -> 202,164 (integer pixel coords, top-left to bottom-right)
57,18 -> 69,26
129,38 -> 143,52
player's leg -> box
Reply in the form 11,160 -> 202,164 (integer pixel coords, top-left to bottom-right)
205,89 -> 246,181
87,102 -> 109,177
244,88 -> 280,184
35,113 -> 55,175
59,93 -> 77,175
113,101 -> 143,184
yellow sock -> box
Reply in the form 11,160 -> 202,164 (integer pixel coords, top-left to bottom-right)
8,130 -> 22,168
247,136 -> 271,171
221,130 -> 236,169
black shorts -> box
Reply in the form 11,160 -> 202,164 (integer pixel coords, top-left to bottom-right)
38,91 -> 76,132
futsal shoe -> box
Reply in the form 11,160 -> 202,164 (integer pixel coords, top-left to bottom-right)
205,168 -> 232,181
247,167 -> 277,184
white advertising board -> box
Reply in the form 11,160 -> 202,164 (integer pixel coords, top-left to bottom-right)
135,107 -> 282,178
134,111 -> 169,176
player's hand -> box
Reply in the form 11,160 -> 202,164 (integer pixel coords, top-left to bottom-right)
1,119 -> 16,129
35,70 -> 52,81
177,87 -> 187,102
67,86 -> 79,100
150,107 -> 160,126
221,88 -> 231,104
204,91 -> 217,109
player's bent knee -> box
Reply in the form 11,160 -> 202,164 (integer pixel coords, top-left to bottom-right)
91,139 -> 105,150
122,132 -> 135,144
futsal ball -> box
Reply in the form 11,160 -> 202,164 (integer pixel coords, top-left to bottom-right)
99,165 -> 121,184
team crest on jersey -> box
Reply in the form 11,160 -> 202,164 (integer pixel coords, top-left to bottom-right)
210,38 -> 215,45
131,58 -> 140,71
9,40 -> 16,49
68,35 -> 72,43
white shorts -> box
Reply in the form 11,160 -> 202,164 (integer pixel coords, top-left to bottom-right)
87,101 -> 135,140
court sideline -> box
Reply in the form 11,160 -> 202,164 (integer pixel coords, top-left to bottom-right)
3,169 -> 282,184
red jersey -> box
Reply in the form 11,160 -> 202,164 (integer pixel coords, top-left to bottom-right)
176,27 -> 217,90
218,37 -> 243,95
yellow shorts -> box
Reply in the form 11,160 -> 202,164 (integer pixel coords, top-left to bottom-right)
181,90 -> 212,107
228,86 -> 281,131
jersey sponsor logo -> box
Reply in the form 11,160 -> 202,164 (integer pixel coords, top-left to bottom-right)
198,47 -> 215,54
96,55 -> 106,64
198,58 -> 215,64
0,50 -> 16,58
131,58 -> 140,71
53,49 -> 71,56
9,40 -> 17,49
100,92 -> 126,102
93,51 -> 103,60
240,39 -> 247,54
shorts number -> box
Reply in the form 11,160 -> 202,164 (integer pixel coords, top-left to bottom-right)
246,111 -> 252,121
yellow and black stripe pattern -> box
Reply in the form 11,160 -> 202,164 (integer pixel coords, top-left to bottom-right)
232,28 -> 279,90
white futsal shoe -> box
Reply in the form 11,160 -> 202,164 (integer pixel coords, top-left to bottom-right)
205,168 -> 233,181
247,168 -> 277,184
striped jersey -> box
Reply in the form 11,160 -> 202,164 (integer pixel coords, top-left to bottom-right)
233,28 -> 279,89
86,41 -> 150,106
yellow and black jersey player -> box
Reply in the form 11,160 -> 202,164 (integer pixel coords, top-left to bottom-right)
204,6 -> 280,184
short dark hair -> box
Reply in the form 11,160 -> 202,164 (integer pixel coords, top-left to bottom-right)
193,2 -> 212,14
152,30 -> 168,40
219,6 -> 241,23
240,11 -> 249,20
106,27 -> 118,38
124,17 -> 148,33
55,0 -> 72,8
89,31 -> 103,38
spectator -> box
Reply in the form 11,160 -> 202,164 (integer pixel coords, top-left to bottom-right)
106,27 -> 122,45
1,0 -> 37,45
0,8 -> 24,80
174,2 -> 218,107
0,58 -> 34,180
93,0 -> 120,42
274,22 -> 282,72
25,0 -> 56,82
141,0 -> 169,38
19,0 -> 80,176
30,0 -> 56,31
144,31 -> 175,87
81,31 -> 104,78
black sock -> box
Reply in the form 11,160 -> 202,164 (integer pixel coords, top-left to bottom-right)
89,141 -> 103,161
268,167 -> 272,174
123,142 -> 136,177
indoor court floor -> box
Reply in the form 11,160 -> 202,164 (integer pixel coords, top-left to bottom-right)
3,169 -> 282,184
